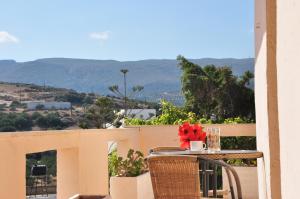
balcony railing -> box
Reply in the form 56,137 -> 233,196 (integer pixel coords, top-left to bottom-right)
0,124 -> 256,199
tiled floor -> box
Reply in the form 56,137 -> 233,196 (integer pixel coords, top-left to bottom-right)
26,194 -> 56,199
26,194 -> 112,199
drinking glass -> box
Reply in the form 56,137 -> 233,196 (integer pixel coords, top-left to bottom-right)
207,127 -> 214,151
206,127 -> 221,152
212,127 -> 221,151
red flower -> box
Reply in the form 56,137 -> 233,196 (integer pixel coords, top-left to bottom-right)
191,124 -> 206,142
180,140 -> 190,148
178,122 -> 206,149
178,122 -> 191,137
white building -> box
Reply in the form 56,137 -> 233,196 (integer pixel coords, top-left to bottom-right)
25,101 -> 71,110
120,109 -> 156,119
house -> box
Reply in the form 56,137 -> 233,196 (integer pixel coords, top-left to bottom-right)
120,109 -> 156,119
25,101 -> 71,110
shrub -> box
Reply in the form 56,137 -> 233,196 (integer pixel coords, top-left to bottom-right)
31,112 -> 43,121
10,101 -> 21,107
10,101 -> 27,109
0,112 -> 33,132
35,115 -> 48,129
55,91 -> 86,105
108,149 -> 148,177
9,106 -> 16,111
0,104 -> 6,111
14,114 -> 33,131
35,112 -> 67,130
125,100 -> 257,166
0,126 -> 16,132
35,104 -> 45,110
125,100 -> 252,126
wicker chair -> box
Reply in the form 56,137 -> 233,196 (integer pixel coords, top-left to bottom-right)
149,147 -> 215,196
148,155 -> 217,199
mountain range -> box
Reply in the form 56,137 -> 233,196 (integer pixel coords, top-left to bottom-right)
0,58 -> 254,103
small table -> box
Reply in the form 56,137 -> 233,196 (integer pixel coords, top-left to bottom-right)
150,149 -> 263,159
150,150 -> 263,198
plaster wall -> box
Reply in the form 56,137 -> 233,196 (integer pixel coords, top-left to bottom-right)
255,0 -> 300,198
0,128 -> 140,199
277,0 -> 300,198
254,1 -> 272,198
0,125 -> 255,199
57,148 -> 79,199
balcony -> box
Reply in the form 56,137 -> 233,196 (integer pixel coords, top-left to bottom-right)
0,124 -> 257,199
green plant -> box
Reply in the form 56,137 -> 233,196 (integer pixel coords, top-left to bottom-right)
55,91 -> 86,105
80,97 -> 116,129
0,112 -> 34,132
35,104 -> 45,110
108,149 -> 148,177
35,112 -> 67,130
124,100 -> 257,166
125,100 -> 253,126
0,104 -> 6,111
125,100 -> 193,125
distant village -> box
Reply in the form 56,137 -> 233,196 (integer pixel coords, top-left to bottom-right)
0,82 -> 157,132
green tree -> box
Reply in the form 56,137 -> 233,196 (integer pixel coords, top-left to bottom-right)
35,115 -> 48,129
177,55 -> 255,120
14,113 -> 33,131
35,112 -> 66,130
55,91 -> 86,105
45,113 -> 66,129
0,112 -> 33,132
83,95 -> 94,105
31,112 -> 43,121
81,97 -> 116,129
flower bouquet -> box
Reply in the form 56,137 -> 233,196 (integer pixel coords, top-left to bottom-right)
178,122 -> 206,149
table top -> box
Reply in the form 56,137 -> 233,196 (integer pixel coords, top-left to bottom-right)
150,149 -> 263,159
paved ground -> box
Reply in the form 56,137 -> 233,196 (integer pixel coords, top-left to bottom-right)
26,194 -> 56,199
26,194 -> 112,199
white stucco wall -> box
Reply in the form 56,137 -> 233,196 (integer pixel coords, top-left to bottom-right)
255,0 -> 300,198
277,1 -> 300,198
0,125 -> 255,199
255,1 -> 272,198
121,109 -> 156,119
26,101 -> 71,110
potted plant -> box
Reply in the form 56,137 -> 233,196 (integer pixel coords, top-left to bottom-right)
109,149 -> 153,199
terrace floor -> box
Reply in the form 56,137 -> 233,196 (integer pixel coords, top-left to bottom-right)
26,195 -> 112,199
26,194 -> 56,199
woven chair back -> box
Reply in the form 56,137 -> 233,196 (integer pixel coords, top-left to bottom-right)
148,156 -> 201,199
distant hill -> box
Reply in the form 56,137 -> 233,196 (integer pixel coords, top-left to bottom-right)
0,58 -> 254,103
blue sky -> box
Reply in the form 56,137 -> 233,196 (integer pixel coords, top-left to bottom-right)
0,0 -> 254,61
